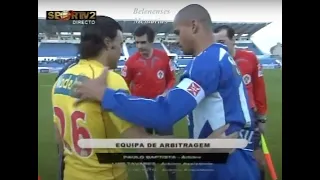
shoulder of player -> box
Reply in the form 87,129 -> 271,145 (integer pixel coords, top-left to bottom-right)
62,63 -> 78,74
127,52 -> 140,64
236,49 -> 257,61
236,49 -> 256,57
194,45 -> 225,64
107,71 -> 129,90
187,48 -> 221,78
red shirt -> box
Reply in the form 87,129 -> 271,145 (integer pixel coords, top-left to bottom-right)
121,49 -> 176,98
234,49 -> 267,116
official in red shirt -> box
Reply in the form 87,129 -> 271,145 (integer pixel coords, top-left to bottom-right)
121,25 -> 176,180
214,25 -> 268,180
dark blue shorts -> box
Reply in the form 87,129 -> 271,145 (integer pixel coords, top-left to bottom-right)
190,123 -> 260,180
145,128 -> 174,135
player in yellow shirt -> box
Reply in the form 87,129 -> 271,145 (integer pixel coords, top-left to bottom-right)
53,61 -> 132,180
52,16 -> 134,180
52,16 -> 236,180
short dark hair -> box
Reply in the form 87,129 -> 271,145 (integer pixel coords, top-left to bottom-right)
133,25 -> 155,43
79,16 -> 122,59
213,25 -> 235,40
176,4 -> 212,29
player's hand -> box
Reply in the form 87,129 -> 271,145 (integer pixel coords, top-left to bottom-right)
208,124 -> 239,139
73,67 -> 110,106
256,122 -> 266,134
253,109 -> 266,133
207,124 -> 239,154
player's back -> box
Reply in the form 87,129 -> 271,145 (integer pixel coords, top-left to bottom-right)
52,60 -> 128,180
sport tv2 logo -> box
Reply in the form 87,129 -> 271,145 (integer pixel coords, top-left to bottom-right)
46,10 -> 96,25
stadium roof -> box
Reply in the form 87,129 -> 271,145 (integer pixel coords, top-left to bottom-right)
38,18 -> 270,37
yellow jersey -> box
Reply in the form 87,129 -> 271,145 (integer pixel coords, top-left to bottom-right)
52,59 -> 133,180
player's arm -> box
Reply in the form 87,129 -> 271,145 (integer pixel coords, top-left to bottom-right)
106,73 -> 225,153
106,74 -> 174,140
121,56 -> 134,86
54,124 -> 64,155
101,51 -> 221,131
251,53 -> 268,120
121,123 -> 235,153
164,55 -> 176,90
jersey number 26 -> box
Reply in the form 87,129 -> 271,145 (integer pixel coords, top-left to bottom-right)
54,107 -> 93,157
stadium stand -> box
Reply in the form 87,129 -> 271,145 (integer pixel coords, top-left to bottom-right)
38,43 -> 78,57
38,18 -> 281,72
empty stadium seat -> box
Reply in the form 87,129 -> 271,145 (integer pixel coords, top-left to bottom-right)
163,42 -> 183,55
126,43 -> 137,55
176,59 -> 192,67
38,43 -> 78,57
38,59 -> 128,69
259,58 -> 275,64
153,43 -> 164,50
39,43 -> 124,57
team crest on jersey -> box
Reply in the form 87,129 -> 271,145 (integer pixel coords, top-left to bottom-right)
55,74 -> 89,98
157,70 -> 164,79
121,65 -> 127,77
243,74 -> 251,85
187,82 -> 201,96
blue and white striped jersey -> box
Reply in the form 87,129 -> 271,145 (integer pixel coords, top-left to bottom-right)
179,44 -> 252,139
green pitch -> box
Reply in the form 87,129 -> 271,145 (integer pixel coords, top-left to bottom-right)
38,69 -> 282,180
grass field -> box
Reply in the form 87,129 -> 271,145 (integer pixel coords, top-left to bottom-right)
38,69 -> 282,180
